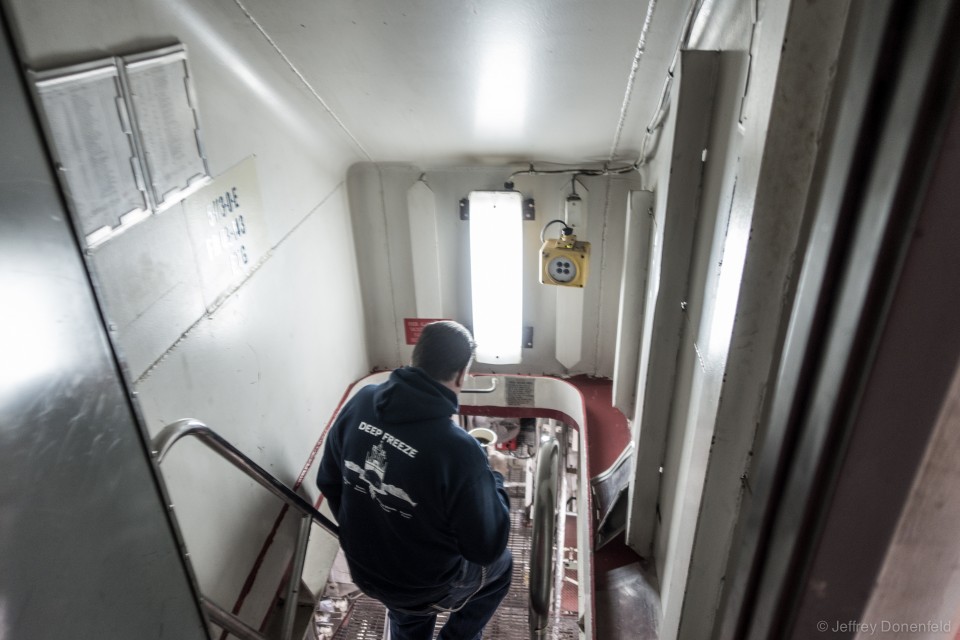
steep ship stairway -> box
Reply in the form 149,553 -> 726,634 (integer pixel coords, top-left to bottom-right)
151,374 -> 659,640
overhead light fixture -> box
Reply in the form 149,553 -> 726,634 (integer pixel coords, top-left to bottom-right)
469,190 -> 523,364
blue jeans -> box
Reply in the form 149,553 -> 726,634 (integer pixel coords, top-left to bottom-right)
386,548 -> 513,640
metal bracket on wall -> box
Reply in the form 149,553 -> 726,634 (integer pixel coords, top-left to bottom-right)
457,196 -> 536,220
523,198 -> 536,220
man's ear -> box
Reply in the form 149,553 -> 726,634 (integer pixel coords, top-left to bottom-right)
454,367 -> 468,388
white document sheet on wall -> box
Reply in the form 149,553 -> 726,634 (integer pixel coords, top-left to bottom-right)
31,60 -> 150,248
123,46 -> 210,211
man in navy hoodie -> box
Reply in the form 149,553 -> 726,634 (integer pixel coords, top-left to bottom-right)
317,321 -> 512,640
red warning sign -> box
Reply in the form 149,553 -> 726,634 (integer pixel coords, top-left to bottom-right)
403,318 -> 449,345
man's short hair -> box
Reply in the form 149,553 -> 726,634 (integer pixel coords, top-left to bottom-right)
412,321 -> 477,382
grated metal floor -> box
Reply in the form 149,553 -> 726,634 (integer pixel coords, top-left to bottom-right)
324,462 -> 580,640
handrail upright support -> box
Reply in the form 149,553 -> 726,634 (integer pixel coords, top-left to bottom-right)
280,514 -> 313,640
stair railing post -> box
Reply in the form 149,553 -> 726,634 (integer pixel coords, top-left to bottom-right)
281,514 -> 313,640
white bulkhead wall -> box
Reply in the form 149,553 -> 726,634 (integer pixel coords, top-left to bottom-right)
5,0 -> 370,631
627,2 -> 855,640
346,163 -> 643,378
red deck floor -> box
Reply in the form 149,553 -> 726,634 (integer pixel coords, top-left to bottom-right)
564,376 -> 643,577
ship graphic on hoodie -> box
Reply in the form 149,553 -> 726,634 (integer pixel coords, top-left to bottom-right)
343,442 -> 418,517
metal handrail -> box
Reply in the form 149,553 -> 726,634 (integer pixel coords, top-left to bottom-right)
529,437 -> 561,638
461,376 -> 498,394
152,419 -> 339,537
152,418 -> 339,640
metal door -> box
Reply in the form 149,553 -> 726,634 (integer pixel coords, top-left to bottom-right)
0,11 -> 209,639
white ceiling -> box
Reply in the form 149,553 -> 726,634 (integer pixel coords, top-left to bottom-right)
240,0 -> 696,165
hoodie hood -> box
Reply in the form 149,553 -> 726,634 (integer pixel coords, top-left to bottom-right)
373,366 -> 459,424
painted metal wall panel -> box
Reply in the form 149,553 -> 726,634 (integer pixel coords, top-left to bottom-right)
4,0 -> 371,628
681,3 -> 852,638
655,51 -> 748,640
848,57 -> 960,635
91,201 -> 207,378
133,184 -> 368,620
625,52 -> 718,563
594,178 -> 633,377
759,2 -> 960,636
0,13 -> 208,639
612,190 -> 654,422
407,180 -> 444,318
554,179 -> 589,370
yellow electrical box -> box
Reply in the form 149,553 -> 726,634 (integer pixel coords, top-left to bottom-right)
540,231 -> 590,287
